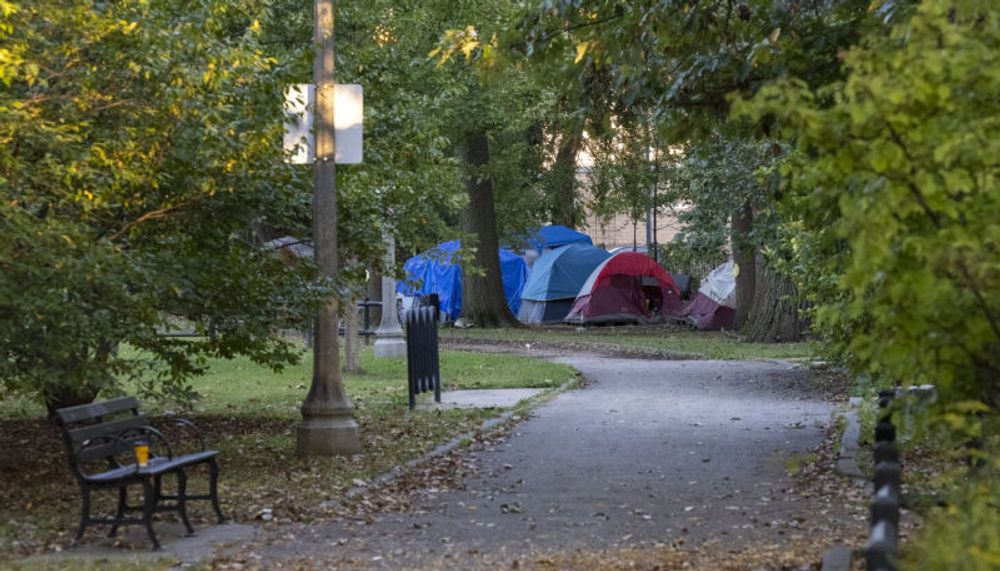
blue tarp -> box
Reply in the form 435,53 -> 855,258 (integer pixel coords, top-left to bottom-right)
498,249 -> 529,316
524,225 -> 593,251
397,240 -> 528,320
520,244 -> 610,301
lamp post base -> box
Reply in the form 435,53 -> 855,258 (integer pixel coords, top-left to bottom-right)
296,415 -> 361,456
374,335 -> 406,358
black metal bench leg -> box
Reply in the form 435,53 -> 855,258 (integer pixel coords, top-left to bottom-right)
74,486 -> 91,545
177,470 -> 194,536
208,459 -> 225,523
108,485 -> 127,538
141,480 -> 161,550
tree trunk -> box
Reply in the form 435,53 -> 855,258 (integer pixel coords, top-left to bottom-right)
743,259 -> 802,342
732,200 -> 756,330
45,384 -> 102,417
44,342 -> 114,416
549,125 -> 583,228
459,130 -> 520,328
343,260 -> 363,373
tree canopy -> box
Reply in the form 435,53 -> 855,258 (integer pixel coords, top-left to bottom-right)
0,0 -> 319,406
738,0 -> 1000,405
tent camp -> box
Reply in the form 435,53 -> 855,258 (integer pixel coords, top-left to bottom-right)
564,252 -> 683,325
517,244 -> 610,324
678,261 -> 736,330
523,225 -> 593,251
397,240 -> 528,320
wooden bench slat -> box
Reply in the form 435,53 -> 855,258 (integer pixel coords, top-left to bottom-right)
77,431 -> 155,463
76,440 -> 127,463
68,415 -> 149,444
56,396 -> 140,424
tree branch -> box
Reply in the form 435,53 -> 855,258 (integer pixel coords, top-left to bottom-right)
885,123 -> 942,229
109,202 -> 191,240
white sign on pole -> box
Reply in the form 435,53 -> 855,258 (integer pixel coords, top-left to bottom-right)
283,83 -> 363,164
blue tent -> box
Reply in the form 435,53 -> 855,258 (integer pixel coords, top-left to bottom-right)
397,240 -> 528,320
517,244 -> 610,324
524,225 -> 593,251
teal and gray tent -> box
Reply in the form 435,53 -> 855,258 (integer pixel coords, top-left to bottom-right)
517,244 -> 610,324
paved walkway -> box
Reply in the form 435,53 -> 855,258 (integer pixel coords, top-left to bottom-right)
245,356 -> 841,569
418,388 -> 546,409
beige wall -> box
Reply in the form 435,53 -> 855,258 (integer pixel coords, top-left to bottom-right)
583,211 -> 681,251
576,168 -> 681,250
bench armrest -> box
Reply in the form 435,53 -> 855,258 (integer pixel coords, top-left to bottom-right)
72,434 -> 140,479
161,416 -> 207,451
117,425 -> 175,461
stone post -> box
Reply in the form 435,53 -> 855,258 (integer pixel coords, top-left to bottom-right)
374,229 -> 406,357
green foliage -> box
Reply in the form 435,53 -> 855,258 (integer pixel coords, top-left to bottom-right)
0,0 -> 319,405
730,2 -> 1000,564
262,0 -> 469,261
586,119 -> 659,230
655,240 -> 726,282
658,132 -> 780,276
737,0 -> 1000,406
505,1 -> 875,300
431,0 -> 561,245
245,0 -> 476,272
1,0 -> 513,404
515,0 -> 874,141
907,459 -> 1000,570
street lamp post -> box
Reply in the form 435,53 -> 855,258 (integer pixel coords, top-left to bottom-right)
297,0 -> 361,455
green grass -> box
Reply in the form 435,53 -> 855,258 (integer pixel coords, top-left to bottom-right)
154,344 -> 570,417
785,453 -> 817,476
0,345 -> 573,419
0,344 -> 575,563
442,325 -> 815,360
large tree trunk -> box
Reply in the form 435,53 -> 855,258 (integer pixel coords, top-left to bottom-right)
459,130 -> 519,328
45,384 -> 102,417
549,124 -> 583,228
43,341 -> 114,416
732,200 -> 756,330
743,260 -> 802,342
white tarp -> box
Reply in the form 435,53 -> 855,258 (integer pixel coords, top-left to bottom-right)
700,260 -> 736,308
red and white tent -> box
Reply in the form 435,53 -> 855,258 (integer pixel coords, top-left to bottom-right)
679,261 -> 736,330
564,252 -> 683,325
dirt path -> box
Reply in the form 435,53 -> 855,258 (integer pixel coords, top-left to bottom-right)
221,356 -> 865,570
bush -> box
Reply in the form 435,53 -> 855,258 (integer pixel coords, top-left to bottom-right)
908,461 -> 1000,570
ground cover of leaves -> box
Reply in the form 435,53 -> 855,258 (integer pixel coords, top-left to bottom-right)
0,402 -> 495,564
0,345 -> 575,565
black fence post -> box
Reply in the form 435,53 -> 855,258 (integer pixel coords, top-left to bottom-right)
355,299 -> 382,345
362,297 -> 371,346
866,389 -> 901,571
406,306 -> 441,410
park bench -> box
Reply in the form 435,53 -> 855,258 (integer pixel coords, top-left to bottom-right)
54,396 -> 225,549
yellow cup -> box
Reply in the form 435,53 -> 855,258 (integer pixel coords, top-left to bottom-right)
134,441 -> 149,468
